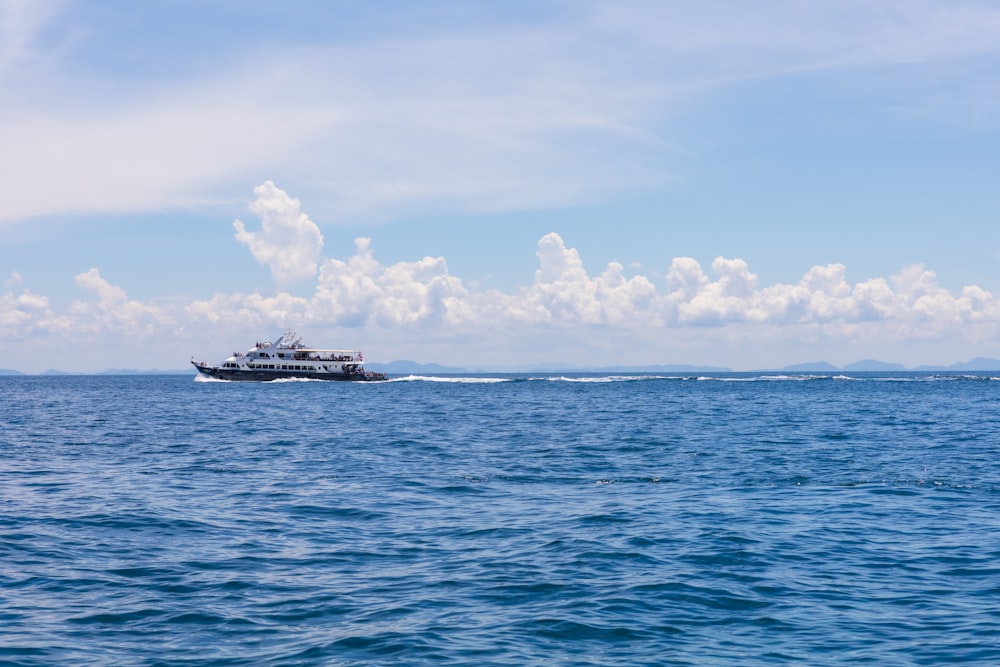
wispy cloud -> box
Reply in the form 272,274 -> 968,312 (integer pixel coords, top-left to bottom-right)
0,0 -> 63,77
4,2 -> 999,225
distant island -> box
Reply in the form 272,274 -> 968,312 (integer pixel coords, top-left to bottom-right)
774,358 -> 1000,372
3,357 -> 1000,375
365,358 -> 1000,374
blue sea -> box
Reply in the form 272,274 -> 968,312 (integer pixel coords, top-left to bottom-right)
3,372 -> 1000,665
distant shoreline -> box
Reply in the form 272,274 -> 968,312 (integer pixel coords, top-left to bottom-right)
3,358 -> 1000,377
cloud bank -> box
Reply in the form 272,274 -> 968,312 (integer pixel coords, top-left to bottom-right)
3,182 -> 999,370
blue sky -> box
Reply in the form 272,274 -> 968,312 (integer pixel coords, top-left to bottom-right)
3,0 -> 1000,372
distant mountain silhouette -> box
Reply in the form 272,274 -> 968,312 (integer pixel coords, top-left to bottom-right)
366,360 -> 468,374
780,361 -> 839,372
594,364 -> 732,373
778,358 -> 1000,372
914,358 -> 1000,371
7,357 -> 1000,375
841,359 -> 908,371
95,368 -> 197,375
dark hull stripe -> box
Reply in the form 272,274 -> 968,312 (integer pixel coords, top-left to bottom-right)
192,364 -> 383,382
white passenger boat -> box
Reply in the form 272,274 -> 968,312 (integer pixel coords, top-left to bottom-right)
191,330 -> 387,382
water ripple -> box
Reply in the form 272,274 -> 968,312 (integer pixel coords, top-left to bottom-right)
2,374 -> 1000,664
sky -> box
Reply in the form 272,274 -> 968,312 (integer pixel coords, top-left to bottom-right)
2,0 -> 1000,373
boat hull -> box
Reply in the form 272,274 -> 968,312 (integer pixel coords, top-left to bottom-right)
192,361 -> 385,382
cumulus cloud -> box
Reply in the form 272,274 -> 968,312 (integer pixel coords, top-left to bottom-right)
185,290 -> 310,330
128,227 -> 1000,344
179,228 -> 1000,358
656,256 -> 1000,334
233,181 -> 324,285
1,268 -> 173,341
5,227 -> 1000,369
519,233 -> 656,325
666,257 -> 761,325
0,283 -> 54,335
67,268 -> 173,336
312,238 -> 472,328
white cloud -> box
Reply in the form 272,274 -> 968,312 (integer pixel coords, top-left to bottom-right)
3,185 -> 1000,369
5,198 -> 1000,370
9,230 -> 1000,355
312,237 -> 472,328
233,181 -> 324,285
185,290 -> 310,331
171,230 -> 1000,363
0,285 -> 54,335
67,268 -> 173,337
518,232 -> 656,325
1,267 -> 171,343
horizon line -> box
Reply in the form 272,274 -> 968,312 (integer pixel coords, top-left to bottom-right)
4,357 -> 1000,376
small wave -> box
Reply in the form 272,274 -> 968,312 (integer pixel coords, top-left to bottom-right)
196,371 -> 1000,384
696,375 -> 827,382
866,374 -> 994,382
389,375 -> 512,383
928,374 -> 996,382
541,375 -> 683,383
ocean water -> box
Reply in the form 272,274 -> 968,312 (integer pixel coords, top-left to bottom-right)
2,372 -> 1000,665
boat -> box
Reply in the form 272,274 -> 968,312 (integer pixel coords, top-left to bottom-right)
191,330 -> 387,382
